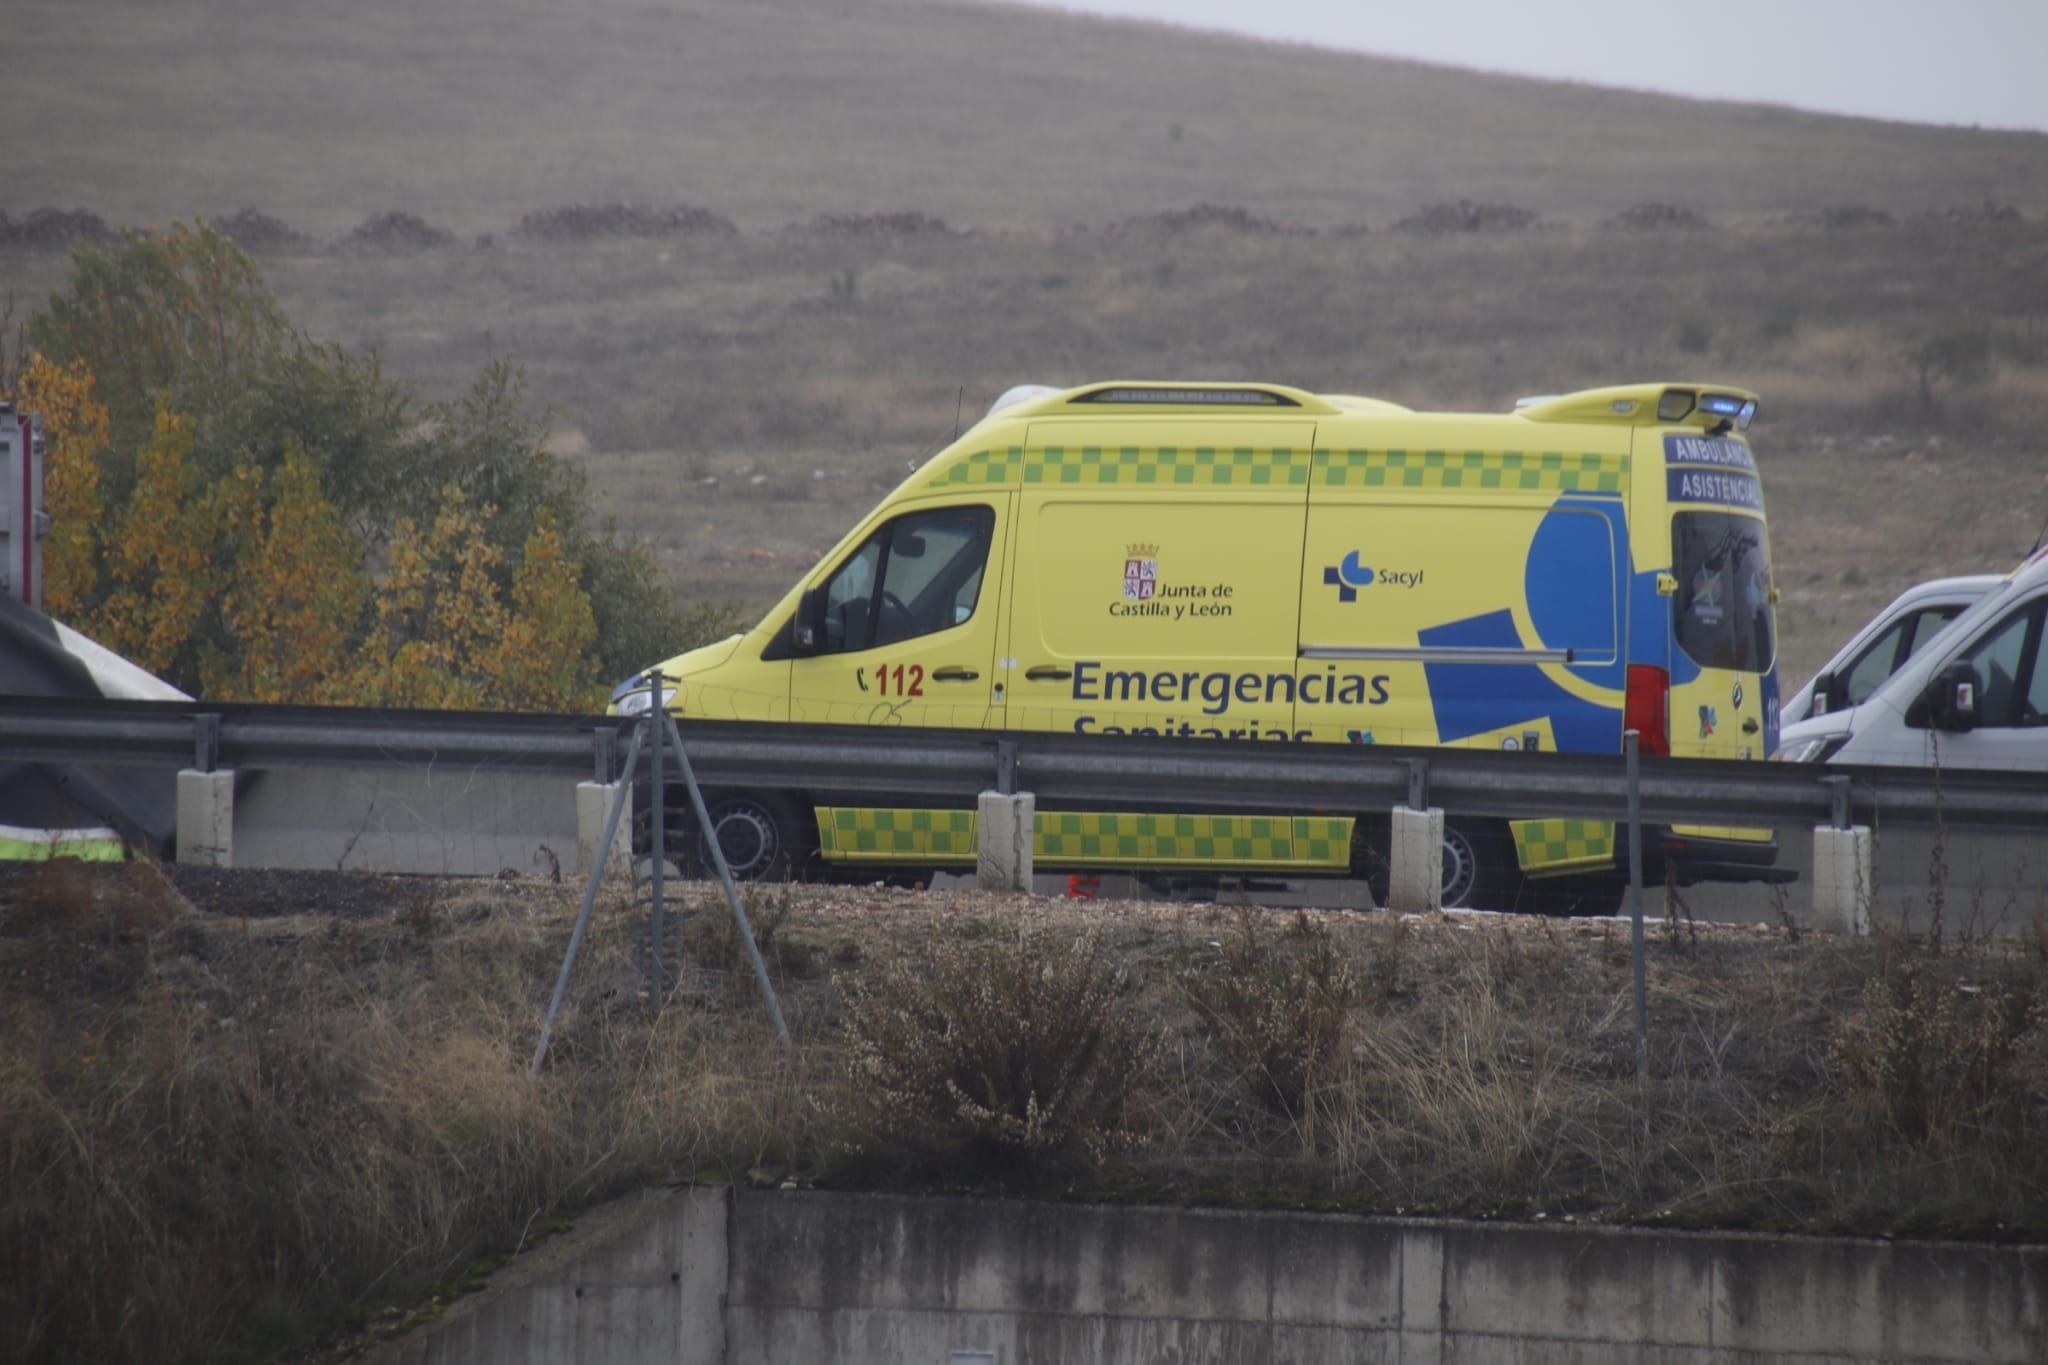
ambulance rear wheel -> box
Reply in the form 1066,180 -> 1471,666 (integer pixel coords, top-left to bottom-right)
1353,815 -> 1515,912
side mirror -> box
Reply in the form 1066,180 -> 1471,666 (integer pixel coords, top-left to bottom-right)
1810,669 -> 1838,715
793,586 -> 825,656
1923,661 -> 1982,733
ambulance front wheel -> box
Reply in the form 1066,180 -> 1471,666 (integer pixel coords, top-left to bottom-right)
641,788 -> 815,882
1353,815 -> 1516,912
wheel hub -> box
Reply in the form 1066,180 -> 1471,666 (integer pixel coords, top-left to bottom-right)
1440,827 -> 1480,908
710,804 -> 777,878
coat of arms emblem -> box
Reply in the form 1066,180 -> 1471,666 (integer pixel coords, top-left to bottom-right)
1123,543 -> 1158,600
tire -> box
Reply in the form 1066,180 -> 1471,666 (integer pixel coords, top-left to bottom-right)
637,787 -> 816,882
1352,814 -> 1517,911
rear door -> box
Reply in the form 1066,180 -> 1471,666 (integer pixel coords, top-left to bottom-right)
1297,464 -> 1625,754
1667,507 -> 1775,761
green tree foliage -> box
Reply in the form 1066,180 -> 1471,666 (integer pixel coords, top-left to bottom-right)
19,223 -> 710,707
27,224 -> 289,478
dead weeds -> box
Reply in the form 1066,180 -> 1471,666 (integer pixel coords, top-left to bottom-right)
4,868 -> 2046,1363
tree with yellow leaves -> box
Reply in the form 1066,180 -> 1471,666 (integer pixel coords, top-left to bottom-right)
13,223 -> 718,708
482,510 -> 600,711
13,354 -> 107,621
205,445 -> 367,703
93,402 -> 218,676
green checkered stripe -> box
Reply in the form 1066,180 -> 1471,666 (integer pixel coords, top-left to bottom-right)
1316,450 -> 1628,492
1511,818 -> 1617,874
817,807 -> 980,863
1036,813 -> 1351,869
928,446 -> 1305,489
816,809 -> 1354,870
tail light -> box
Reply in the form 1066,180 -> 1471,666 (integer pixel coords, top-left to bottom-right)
1625,664 -> 1671,756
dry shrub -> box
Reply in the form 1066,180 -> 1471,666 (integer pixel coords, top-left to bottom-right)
840,920 -> 1156,1168
0,873 -> 819,1364
1178,909 -> 1357,1128
1395,199 -> 1537,233
1917,200 -> 2026,226
1101,203 -> 1310,236
1821,204 -> 1895,230
514,202 -> 737,242
1604,201 -> 1711,231
786,211 -> 960,237
338,210 -> 456,253
206,206 -> 312,253
1829,954 -> 2042,1149
1324,931 -> 1578,1203
677,883 -> 826,992
0,207 -> 118,250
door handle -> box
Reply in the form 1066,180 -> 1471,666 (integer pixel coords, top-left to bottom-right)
931,666 -> 979,682
1742,717 -> 1760,734
1025,664 -> 1074,681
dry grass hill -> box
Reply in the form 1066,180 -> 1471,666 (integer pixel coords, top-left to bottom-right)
6,0 -> 2048,683
10,0 -> 2046,236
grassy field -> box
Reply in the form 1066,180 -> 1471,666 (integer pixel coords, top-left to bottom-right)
15,215 -> 2045,686
9,0 -> 2045,240
7,1 -> 2047,688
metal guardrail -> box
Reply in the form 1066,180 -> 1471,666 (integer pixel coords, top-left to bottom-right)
5,693 -> 2047,832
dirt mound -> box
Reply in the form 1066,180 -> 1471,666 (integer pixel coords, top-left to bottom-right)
1102,202 -> 1310,236
337,210 -> 457,254
1394,199 -> 1537,234
1603,202 -> 1711,231
206,206 -> 312,253
0,207 -> 120,251
514,202 -> 738,242
1918,200 -> 2026,226
1821,204 -> 1895,230
785,211 -> 962,237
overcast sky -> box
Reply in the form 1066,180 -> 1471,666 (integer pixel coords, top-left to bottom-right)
1025,0 -> 2048,133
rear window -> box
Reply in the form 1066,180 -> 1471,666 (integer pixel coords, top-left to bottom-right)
1672,511 -> 1775,673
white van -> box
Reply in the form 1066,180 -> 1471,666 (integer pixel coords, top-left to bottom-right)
1778,547 -> 2048,771
1780,573 -> 2000,726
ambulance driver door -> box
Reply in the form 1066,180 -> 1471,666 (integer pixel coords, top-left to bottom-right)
788,499 -> 1010,730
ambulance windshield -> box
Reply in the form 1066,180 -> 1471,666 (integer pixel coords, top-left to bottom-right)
1672,511 -> 1775,673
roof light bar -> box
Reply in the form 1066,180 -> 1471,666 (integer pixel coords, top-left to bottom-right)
1076,386 -> 1298,407
1698,393 -> 1745,417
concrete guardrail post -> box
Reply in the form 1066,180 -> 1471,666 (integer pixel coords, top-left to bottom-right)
977,789 -> 1034,893
576,780 -> 631,879
1388,805 -> 1443,913
1811,824 -> 1873,935
176,768 -> 234,867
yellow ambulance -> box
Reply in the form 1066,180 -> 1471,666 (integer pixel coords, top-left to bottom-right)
613,380 -> 1785,908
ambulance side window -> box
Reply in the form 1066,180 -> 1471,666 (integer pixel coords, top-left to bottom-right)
814,505 -> 995,655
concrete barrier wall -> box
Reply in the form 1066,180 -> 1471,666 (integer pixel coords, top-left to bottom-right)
231,767 -> 581,877
371,1187 -> 2046,1364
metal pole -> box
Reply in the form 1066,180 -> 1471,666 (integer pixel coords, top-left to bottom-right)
662,710 -> 791,1044
647,673 -> 666,1008
531,722 -> 647,1074
1626,729 -> 1647,1082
